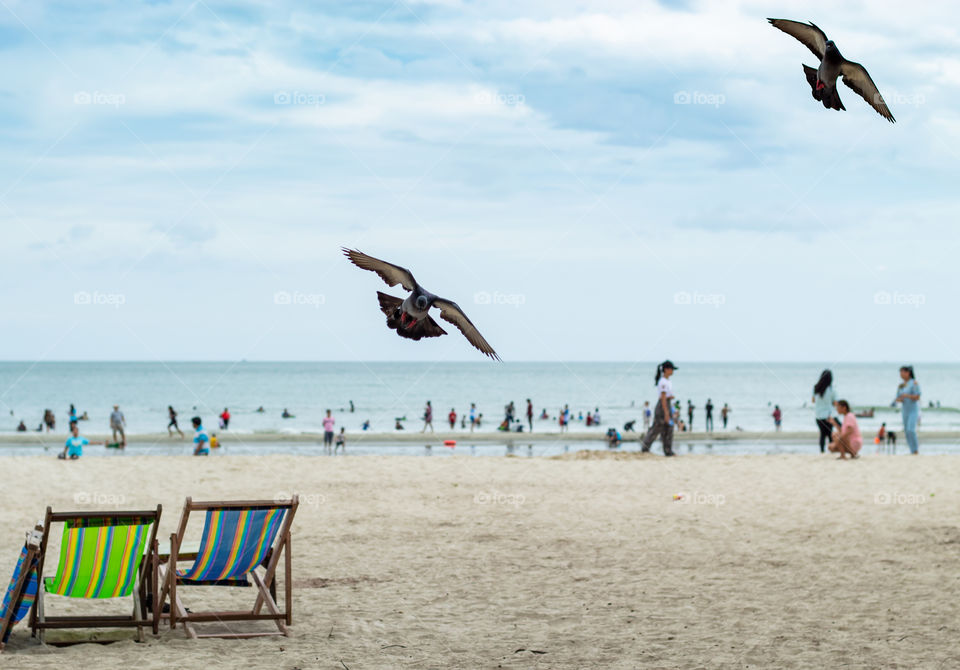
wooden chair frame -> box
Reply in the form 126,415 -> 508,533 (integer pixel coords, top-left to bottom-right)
29,506 -> 161,645
157,496 -> 298,639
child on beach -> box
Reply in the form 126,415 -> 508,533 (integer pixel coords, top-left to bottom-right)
875,423 -> 886,453
828,400 -> 862,459
642,401 -> 652,431
59,422 -> 103,460
772,405 -> 782,431
448,408 -> 457,429
191,416 -> 210,456
335,428 -> 346,454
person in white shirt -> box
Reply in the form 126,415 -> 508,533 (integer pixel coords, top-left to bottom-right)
640,360 -> 678,456
812,369 -> 837,453
109,405 -> 126,446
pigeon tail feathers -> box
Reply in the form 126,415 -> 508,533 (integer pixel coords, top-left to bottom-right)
803,64 -> 844,111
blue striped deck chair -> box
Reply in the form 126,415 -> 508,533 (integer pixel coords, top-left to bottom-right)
0,524 -> 42,652
158,496 -> 299,639
31,506 -> 162,644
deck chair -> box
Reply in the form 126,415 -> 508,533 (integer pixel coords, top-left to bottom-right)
0,524 -> 43,652
158,496 -> 298,639
30,506 -> 161,644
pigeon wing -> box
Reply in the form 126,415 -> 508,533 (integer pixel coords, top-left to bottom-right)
433,298 -> 500,361
768,19 -> 828,60
342,248 -> 418,291
840,61 -> 896,123
413,316 -> 447,340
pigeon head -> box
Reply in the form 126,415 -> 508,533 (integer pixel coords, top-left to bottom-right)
415,295 -> 429,310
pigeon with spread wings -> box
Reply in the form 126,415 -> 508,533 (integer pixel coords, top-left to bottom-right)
768,18 -> 895,123
342,248 -> 500,361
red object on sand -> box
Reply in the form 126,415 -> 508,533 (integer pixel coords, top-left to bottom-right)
443,440 -> 456,447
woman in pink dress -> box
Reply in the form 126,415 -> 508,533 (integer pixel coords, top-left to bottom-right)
828,400 -> 862,459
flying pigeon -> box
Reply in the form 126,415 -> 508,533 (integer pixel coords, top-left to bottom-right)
768,18 -> 895,123
342,247 -> 500,361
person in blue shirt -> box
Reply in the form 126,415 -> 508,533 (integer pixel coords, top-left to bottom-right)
59,422 -> 102,460
191,416 -> 210,456
895,366 -> 921,455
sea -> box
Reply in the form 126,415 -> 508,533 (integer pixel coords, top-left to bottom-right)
1,362 -> 957,455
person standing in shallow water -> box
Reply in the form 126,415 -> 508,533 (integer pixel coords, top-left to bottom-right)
896,365 -> 921,454
323,409 -> 335,452
641,361 -> 678,456
168,405 -> 184,438
422,401 -> 434,433
812,369 -> 837,453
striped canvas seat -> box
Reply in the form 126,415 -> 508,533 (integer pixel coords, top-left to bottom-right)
44,517 -> 153,599
176,508 -> 285,585
1,547 -> 38,627
1,528 -> 42,650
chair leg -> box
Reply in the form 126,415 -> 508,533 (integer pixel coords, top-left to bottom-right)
285,535 -> 292,626
133,591 -> 144,643
152,540 -> 160,635
251,571 -> 286,635
37,591 -> 45,644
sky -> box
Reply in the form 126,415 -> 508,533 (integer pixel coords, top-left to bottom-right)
1,0 -> 959,362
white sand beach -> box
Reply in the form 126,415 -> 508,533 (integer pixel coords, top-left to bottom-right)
1,453 -> 958,669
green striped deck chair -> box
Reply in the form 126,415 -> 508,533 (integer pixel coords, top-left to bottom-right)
31,506 -> 161,644
158,496 -> 298,639
0,524 -> 43,652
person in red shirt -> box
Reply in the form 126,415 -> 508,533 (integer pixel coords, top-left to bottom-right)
448,408 -> 457,429
220,408 -> 231,429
